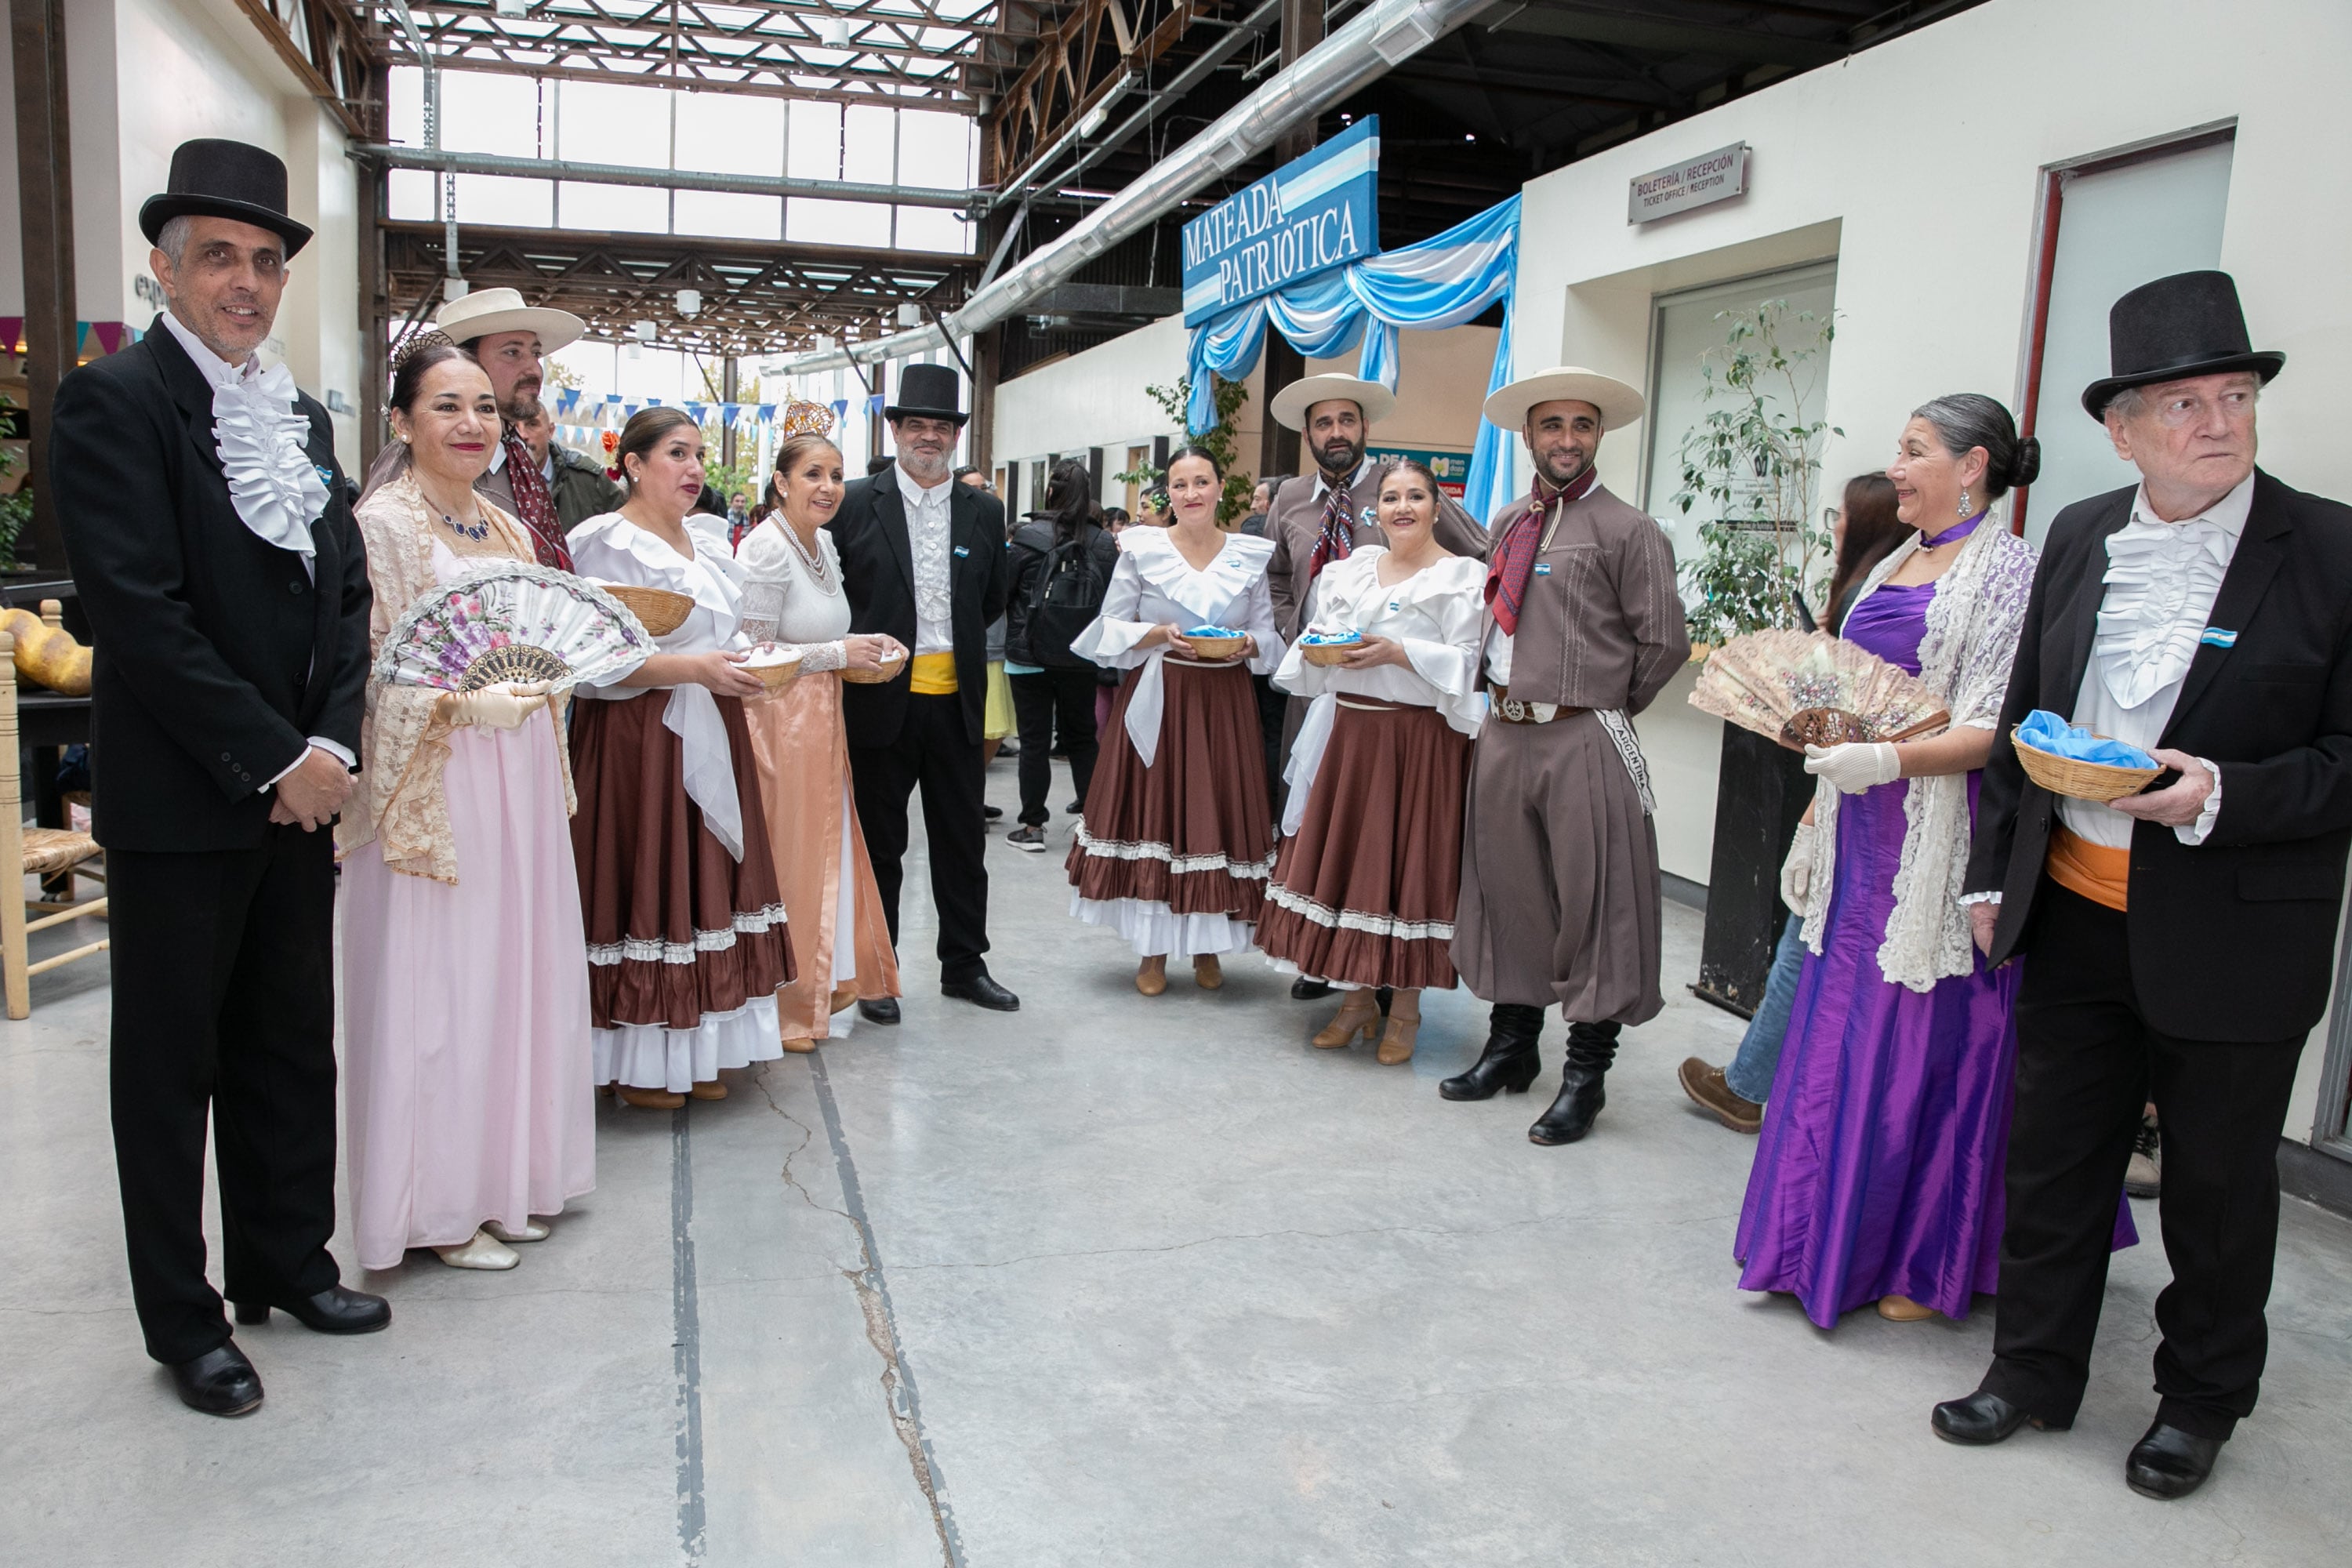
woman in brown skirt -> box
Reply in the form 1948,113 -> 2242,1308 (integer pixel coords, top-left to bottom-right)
568,408 -> 792,1109
1261,459 -> 1486,1063
1066,445 -> 1286,994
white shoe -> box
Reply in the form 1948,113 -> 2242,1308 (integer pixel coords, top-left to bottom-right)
434,1229 -> 521,1270
483,1218 -> 550,1243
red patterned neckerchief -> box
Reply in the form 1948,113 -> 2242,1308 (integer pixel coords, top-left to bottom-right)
1484,464 -> 1599,637
1303,470 -> 1359,584
502,429 -> 574,571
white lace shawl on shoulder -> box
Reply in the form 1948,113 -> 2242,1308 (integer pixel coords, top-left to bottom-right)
1799,518 -> 2038,991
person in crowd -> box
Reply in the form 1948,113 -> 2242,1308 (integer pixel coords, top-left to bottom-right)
53,138 -> 387,1416
1239,475 -> 1280,538
1934,271 -> 2352,1502
1444,368 -> 1688,1144
736,407 -> 906,1053
1680,473 -> 1906,1131
1734,395 -> 2116,1330
513,397 -> 626,532
728,488 -> 751,533
826,364 -> 1021,1015
1067,445 -> 1285,993
1134,488 -> 1171,529
1261,374 -> 1486,1000
341,337 -> 593,1272
1241,472 -> 1292,800
1260,458 -> 1485,1063
1103,504 -> 1132,535
955,464 -> 993,495
1005,459 -> 1119,851
568,408 -> 792,1108
866,454 -> 897,478
361,286 -> 583,569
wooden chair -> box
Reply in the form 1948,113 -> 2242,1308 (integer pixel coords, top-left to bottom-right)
0,629 -> 107,1018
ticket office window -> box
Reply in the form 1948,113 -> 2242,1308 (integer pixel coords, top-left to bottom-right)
1641,261 -> 1839,551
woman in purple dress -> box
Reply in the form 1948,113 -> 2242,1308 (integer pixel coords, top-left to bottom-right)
1735,394 -> 2132,1327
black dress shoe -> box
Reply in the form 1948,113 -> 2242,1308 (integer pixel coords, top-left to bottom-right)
169,1341 -> 263,1417
1290,975 -> 1333,1001
1930,1388 -> 2042,1445
1439,1004 -> 1544,1100
233,1284 -> 390,1335
982,804 -> 1004,820
2125,1420 -> 2223,1499
1065,799 -> 1082,814
858,996 -> 901,1025
1528,1022 -> 1618,1145
942,973 -> 1020,1011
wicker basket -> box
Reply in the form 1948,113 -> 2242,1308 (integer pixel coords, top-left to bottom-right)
746,650 -> 803,691
602,583 -> 695,637
1300,639 -> 1361,667
1181,633 -> 1247,662
2011,728 -> 2161,802
840,648 -> 906,685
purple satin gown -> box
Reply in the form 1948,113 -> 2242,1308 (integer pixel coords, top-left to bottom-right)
1733,581 -> 2133,1326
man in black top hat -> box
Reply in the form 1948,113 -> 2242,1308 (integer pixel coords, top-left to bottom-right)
1932,271 -> 2352,1501
49,139 -> 387,1418
825,363 -> 1019,1014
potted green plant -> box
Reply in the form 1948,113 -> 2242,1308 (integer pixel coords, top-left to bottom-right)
1670,301 -> 1837,1015
1115,375 -> 1257,527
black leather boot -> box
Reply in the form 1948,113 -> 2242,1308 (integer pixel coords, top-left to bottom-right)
1439,1004 -> 1544,1100
1529,1021 -> 1618,1144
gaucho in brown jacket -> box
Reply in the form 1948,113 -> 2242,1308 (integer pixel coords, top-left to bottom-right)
1441,367 -> 1689,1146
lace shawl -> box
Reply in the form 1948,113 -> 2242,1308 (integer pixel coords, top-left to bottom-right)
336,474 -> 577,883
1799,517 -> 2038,990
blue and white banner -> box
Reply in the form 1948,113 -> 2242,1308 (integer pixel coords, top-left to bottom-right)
1181,117 -> 1380,328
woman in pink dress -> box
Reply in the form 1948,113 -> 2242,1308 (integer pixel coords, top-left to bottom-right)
340,337 -> 595,1272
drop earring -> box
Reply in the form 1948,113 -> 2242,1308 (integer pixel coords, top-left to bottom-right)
1956,488 -> 1971,518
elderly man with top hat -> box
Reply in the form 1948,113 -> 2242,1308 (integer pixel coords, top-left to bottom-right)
1261,372 -> 1488,997
1931,271 -> 2352,1501
359,286 -> 587,570
825,362 -> 1019,1015
1440,367 -> 1689,1145
49,139 -> 387,1417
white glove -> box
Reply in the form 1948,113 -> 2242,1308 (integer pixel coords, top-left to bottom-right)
1803,741 -> 1901,794
440,681 -> 551,731
1779,820 -> 1817,916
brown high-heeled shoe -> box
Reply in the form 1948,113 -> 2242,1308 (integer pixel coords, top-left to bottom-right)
1136,956 -> 1168,996
1878,1294 -> 1937,1322
616,1085 -> 684,1110
689,1078 -> 730,1101
1193,953 -> 1222,989
1377,999 -> 1421,1065
830,982 -> 859,1015
1312,989 -> 1381,1048
782,1036 -> 818,1054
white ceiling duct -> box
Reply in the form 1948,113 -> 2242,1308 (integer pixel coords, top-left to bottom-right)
773,0 -> 1497,374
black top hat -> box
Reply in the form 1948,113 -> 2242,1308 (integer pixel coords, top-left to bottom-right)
140,139 -> 314,259
883,363 -> 967,426
2081,270 -> 2282,419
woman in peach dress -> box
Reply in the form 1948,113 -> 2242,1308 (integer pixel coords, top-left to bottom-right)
736,411 -> 905,1051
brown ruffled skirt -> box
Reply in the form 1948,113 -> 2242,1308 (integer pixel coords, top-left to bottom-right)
1065,661 -> 1275,942
570,688 -> 793,1032
1258,699 -> 1471,990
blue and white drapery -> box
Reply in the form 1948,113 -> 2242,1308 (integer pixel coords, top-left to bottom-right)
1186,194 -> 1519,525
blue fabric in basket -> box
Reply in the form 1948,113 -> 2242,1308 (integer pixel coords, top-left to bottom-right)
2016,710 -> 2156,769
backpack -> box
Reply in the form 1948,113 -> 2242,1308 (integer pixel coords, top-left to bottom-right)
1024,522 -> 1113,668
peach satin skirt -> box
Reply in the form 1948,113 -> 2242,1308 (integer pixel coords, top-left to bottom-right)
743,669 -> 901,1042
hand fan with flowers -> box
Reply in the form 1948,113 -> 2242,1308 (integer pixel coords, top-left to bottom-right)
373,561 -> 656,694
1690,628 -> 1951,750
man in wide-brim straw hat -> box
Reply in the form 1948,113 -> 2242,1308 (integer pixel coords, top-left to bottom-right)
361,285 -> 593,569
1261,372 -> 1488,996
1439,365 -> 1689,1145
1933,270 -> 2352,1502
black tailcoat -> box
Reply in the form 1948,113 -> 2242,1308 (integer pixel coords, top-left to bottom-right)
1968,469 -> 2352,1041
49,316 -> 372,1365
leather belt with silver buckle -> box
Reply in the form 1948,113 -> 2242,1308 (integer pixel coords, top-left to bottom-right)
1492,687 -> 1586,725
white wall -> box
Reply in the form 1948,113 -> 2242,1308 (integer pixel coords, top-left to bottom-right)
1511,0 -> 2352,1138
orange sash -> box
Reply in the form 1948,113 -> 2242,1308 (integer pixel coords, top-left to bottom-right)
2047,822 -> 2129,912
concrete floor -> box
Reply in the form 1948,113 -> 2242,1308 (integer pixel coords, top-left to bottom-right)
5,756 -> 2350,1567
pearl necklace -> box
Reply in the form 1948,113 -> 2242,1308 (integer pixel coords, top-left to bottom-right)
782,521 -> 838,596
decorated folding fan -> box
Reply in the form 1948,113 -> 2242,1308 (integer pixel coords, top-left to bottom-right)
1690,628 -> 1951,749
373,561 -> 657,694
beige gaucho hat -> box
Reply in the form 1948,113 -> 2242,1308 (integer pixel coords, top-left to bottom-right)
1269,372 -> 1396,430
1483,366 -> 1644,432
434,286 -> 586,353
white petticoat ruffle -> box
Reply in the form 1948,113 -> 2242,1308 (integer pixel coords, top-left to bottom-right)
1069,894 -> 1255,959
213,361 -> 328,557
593,993 -> 782,1093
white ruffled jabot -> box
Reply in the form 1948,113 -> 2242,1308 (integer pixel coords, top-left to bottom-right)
212,361 -> 328,558
2092,515 -> 2237,710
